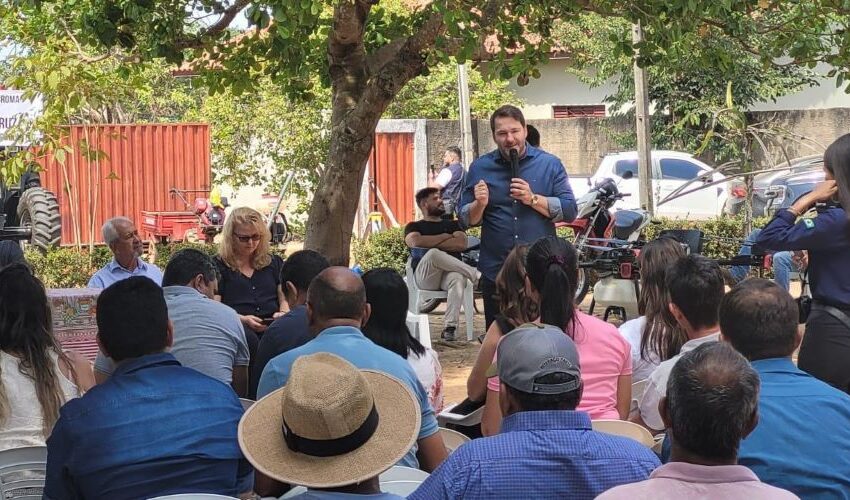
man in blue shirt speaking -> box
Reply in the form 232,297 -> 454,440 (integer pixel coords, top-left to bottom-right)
459,105 -> 577,327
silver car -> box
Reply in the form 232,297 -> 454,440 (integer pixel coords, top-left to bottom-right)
724,155 -> 824,217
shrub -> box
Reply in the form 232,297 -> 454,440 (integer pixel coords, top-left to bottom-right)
352,227 -> 409,274
26,247 -> 99,288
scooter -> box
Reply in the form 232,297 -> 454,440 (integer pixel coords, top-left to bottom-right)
560,171 -> 651,303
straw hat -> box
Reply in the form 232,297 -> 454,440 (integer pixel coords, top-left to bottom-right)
238,352 -> 421,488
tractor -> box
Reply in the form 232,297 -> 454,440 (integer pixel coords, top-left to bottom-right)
0,167 -> 62,252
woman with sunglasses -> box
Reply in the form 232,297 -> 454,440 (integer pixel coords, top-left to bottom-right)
215,207 -> 285,360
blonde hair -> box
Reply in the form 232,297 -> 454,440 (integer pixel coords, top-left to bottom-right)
218,207 -> 272,270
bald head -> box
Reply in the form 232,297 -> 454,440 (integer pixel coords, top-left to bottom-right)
307,267 -> 367,321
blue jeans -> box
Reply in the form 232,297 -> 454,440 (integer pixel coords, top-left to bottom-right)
731,229 -> 793,291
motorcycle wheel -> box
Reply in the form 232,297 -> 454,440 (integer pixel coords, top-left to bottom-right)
575,268 -> 590,304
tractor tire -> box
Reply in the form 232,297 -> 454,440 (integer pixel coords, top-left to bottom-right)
17,187 -> 61,253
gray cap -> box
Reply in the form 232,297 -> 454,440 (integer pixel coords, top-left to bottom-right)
489,323 -> 581,395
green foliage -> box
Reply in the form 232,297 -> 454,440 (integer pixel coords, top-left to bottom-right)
24,247 -> 106,288
383,62 -> 521,119
551,13 -> 817,164
352,227 -> 409,275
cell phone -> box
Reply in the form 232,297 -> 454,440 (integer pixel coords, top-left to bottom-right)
261,317 -> 275,326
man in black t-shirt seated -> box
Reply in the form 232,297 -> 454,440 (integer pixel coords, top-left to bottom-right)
405,187 -> 481,341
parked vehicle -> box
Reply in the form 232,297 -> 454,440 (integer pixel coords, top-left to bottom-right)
560,172 -> 652,303
0,160 -> 61,252
571,150 -> 728,219
724,155 -> 824,217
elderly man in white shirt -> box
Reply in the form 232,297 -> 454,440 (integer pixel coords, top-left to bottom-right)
635,254 -> 725,432
88,217 -> 162,288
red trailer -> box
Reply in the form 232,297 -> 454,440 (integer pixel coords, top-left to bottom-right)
140,210 -> 198,244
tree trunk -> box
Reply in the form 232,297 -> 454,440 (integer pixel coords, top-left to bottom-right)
303,118 -> 377,265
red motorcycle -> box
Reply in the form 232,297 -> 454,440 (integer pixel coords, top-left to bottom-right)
559,172 -> 650,303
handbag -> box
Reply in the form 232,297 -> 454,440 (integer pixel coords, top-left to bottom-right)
797,271 -> 812,324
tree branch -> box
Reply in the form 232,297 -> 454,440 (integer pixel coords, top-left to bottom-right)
175,0 -> 252,50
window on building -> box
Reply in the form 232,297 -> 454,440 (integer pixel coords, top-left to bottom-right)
553,105 -> 606,118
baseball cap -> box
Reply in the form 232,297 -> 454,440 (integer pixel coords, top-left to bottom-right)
487,323 -> 581,394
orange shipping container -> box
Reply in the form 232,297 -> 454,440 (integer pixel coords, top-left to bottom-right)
36,123 -> 211,245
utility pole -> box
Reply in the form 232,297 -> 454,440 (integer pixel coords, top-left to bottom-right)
457,63 -> 475,165
633,22 -> 654,216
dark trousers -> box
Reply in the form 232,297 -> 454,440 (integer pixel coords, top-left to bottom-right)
243,324 -> 260,382
481,277 -> 498,330
799,304 -> 850,395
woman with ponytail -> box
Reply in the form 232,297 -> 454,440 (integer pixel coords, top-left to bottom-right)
481,236 -> 632,434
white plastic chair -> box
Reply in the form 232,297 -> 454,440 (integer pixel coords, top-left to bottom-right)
405,258 -> 475,341
439,427 -> 471,453
592,419 -> 656,448
0,446 -> 47,500
239,398 -> 255,411
629,379 -> 649,418
280,466 -> 429,498
406,310 -> 432,350
149,495 -> 239,500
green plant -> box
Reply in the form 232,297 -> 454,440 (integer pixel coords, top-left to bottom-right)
352,227 -> 409,275
26,247 -> 99,288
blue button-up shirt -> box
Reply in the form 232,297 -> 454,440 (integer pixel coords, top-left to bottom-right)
45,353 -> 251,500
756,206 -> 850,306
87,258 -> 163,288
408,410 -> 659,500
460,145 -> 576,280
257,326 -> 439,470
739,357 -> 850,498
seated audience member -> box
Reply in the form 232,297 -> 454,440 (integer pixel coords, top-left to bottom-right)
240,353 -> 418,499
599,343 -> 797,499
93,249 -> 250,396
0,264 -> 93,451
410,324 -> 659,500
405,187 -> 480,341
45,277 -> 251,500
250,249 -> 329,399
482,237 -> 632,435
0,240 -> 26,268
88,217 -> 163,288
721,279 -> 850,497
256,267 -> 447,497
618,238 -> 687,382
636,254 -> 724,432
467,245 -> 536,406
363,268 -> 444,412
730,228 -> 804,291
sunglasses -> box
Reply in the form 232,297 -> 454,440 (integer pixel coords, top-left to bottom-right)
234,233 -> 261,243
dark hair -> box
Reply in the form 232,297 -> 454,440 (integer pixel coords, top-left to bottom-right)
824,133 -> 850,216
526,124 -> 540,148
666,342 -> 759,461
162,248 -> 217,287
0,263 -> 71,437
362,268 -> 425,359
504,372 -> 581,411
307,272 -> 366,321
720,278 -> 798,360
445,146 -> 462,160
0,241 -> 25,268
526,236 -> 578,337
639,238 -> 688,362
415,187 -> 440,207
281,250 -> 330,292
489,104 -> 526,134
495,245 -> 537,328
666,255 -> 724,330
97,277 -> 169,362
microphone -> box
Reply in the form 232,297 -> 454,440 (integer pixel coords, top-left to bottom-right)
509,149 -> 519,180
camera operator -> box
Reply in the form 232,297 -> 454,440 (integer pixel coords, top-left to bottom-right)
756,134 -> 850,395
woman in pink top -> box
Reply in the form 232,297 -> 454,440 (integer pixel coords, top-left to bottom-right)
481,236 -> 632,434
